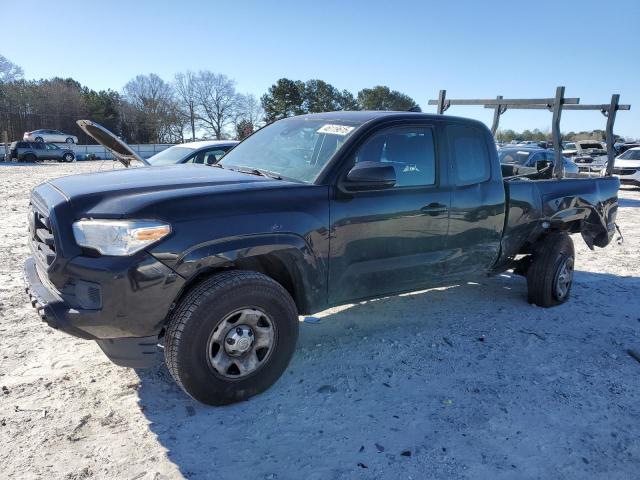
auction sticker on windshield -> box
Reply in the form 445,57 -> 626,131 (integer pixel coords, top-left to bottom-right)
317,124 -> 355,136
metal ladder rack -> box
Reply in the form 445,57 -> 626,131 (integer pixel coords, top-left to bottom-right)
427,87 -> 630,179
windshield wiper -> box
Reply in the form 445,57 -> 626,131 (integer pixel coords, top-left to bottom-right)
226,165 -> 282,180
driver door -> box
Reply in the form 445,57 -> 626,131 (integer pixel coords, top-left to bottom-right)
328,122 -> 451,304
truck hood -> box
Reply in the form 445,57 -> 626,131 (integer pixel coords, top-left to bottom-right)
47,164 -> 289,215
76,119 -> 149,167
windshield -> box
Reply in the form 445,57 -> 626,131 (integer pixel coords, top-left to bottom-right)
219,117 -> 363,183
564,143 -> 576,150
619,149 -> 640,160
147,146 -> 194,166
580,142 -> 604,150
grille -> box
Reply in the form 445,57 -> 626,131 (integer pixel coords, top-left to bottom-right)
613,168 -> 637,176
28,203 -> 56,267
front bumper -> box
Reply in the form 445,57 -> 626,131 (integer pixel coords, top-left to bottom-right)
24,253 -> 186,367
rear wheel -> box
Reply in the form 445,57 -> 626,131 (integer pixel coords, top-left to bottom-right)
164,270 -> 299,405
526,232 -> 575,307
66,137 -> 74,144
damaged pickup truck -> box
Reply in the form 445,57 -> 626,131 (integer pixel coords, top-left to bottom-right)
24,111 -> 619,405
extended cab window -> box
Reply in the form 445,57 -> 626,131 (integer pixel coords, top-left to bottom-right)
448,125 -> 490,186
354,126 -> 436,187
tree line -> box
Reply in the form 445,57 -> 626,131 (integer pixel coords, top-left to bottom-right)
2,54 -> 628,145
0,54 -> 421,144
496,128 -> 629,143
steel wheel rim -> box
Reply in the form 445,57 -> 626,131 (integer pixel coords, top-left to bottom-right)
554,256 -> 574,300
206,307 -> 276,379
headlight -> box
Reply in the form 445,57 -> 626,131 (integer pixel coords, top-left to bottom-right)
72,219 -> 171,256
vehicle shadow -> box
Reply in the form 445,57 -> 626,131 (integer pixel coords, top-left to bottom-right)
135,269 -> 640,479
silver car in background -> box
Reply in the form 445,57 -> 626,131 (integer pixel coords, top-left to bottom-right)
146,140 -> 239,166
76,119 -> 239,168
23,129 -> 79,144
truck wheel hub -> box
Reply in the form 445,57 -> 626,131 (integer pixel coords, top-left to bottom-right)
554,256 -> 574,300
224,325 -> 254,356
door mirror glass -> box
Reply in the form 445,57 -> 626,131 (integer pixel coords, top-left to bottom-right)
344,161 -> 396,191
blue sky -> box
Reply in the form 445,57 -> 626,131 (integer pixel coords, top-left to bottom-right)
3,0 -> 639,137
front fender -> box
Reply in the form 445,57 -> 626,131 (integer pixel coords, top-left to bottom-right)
173,233 -> 327,313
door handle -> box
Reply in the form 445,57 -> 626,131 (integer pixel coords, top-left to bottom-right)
421,203 -> 448,216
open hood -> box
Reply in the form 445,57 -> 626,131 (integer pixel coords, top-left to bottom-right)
76,120 -> 149,167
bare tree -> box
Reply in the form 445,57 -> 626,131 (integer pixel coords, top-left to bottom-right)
0,54 -> 23,83
193,71 -> 239,139
232,94 -> 264,139
122,74 -> 176,143
174,71 -> 198,141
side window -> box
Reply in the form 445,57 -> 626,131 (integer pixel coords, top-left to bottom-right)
447,125 -> 490,186
17,142 -> 28,148
32,142 -> 45,150
527,152 -> 544,167
354,126 -> 436,187
182,152 -> 197,164
203,149 -> 227,165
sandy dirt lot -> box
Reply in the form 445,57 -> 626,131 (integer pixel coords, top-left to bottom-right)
1,161 -> 639,480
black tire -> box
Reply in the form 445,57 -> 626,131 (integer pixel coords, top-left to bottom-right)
66,137 -> 74,144
34,137 -> 44,143
526,232 -> 575,307
24,153 -> 37,163
63,153 -> 74,162
164,270 -> 299,405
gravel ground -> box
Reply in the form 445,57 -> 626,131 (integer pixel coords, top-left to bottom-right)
1,161 -> 639,480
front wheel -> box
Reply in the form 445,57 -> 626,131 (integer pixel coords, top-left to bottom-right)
63,153 -> 74,162
66,137 -> 75,144
164,270 -> 299,405
526,232 -> 575,307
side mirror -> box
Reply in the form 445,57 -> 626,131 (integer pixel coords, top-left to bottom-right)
343,161 -> 396,191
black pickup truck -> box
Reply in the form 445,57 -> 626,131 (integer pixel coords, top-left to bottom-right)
24,112 -> 619,405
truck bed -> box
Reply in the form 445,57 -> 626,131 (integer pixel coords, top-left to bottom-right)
496,176 -> 619,267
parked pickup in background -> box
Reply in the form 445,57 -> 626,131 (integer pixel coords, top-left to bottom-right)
24,111 -> 619,405
563,140 -> 608,173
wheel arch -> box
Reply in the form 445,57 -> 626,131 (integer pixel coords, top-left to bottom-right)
167,234 -> 327,316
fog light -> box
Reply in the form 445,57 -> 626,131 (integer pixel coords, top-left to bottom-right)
75,280 -> 102,310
